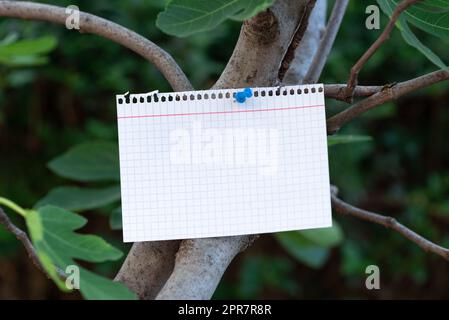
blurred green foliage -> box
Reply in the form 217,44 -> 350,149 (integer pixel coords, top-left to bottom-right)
0,35 -> 57,66
0,0 -> 449,299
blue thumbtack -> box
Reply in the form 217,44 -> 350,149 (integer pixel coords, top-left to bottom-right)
235,87 -> 253,104
235,91 -> 247,103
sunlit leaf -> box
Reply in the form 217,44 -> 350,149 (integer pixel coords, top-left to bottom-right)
0,36 -> 57,67
25,205 -> 136,300
0,36 -> 57,55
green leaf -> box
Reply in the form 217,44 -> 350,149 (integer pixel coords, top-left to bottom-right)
0,36 -> 57,55
0,53 -> 49,67
399,17 -> 447,69
0,36 -> 57,67
275,222 -> 343,268
399,0 -> 449,41
0,33 -> 19,45
25,205 -> 136,300
276,232 -> 330,268
230,0 -> 275,20
377,0 -> 447,69
299,222 -> 343,247
80,269 -> 136,300
156,0 -> 275,37
110,206 -> 122,230
35,185 -> 121,211
327,135 -> 372,147
48,142 -> 120,182
27,206 -> 122,263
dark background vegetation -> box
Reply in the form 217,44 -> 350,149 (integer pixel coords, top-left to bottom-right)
1,0 -> 449,299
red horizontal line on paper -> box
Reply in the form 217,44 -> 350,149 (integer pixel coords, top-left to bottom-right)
117,104 -> 324,119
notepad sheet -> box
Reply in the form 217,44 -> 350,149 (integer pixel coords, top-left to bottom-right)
116,84 -> 331,242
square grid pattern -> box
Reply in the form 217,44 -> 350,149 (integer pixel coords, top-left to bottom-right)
116,84 -> 331,242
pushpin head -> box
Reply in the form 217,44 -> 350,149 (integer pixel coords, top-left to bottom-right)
235,91 -> 247,103
243,87 -> 253,98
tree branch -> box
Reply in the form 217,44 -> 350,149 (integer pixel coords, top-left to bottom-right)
343,0 -> 421,102
0,206 -> 65,278
283,0 -> 327,84
331,186 -> 449,262
115,241 -> 180,300
213,0 -> 312,88
0,207 -> 44,273
327,69 -> 449,134
0,0 -> 192,91
324,83 -> 382,101
278,0 -> 317,82
304,0 -> 349,84
156,237 -> 255,299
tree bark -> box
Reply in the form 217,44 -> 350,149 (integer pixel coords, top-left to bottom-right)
156,237 -> 254,299
115,241 -> 180,300
155,0 -> 327,300
284,0 -> 326,84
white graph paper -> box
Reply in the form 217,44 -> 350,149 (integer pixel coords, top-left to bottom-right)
116,84 -> 331,242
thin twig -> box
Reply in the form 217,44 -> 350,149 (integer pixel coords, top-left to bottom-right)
304,0 -> 349,84
0,206 -> 67,279
327,69 -> 449,134
324,83 -> 382,101
343,0 -> 421,102
0,0 -> 193,92
0,207 -> 45,273
330,187 -> 449,262
278,0 -> 317,82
